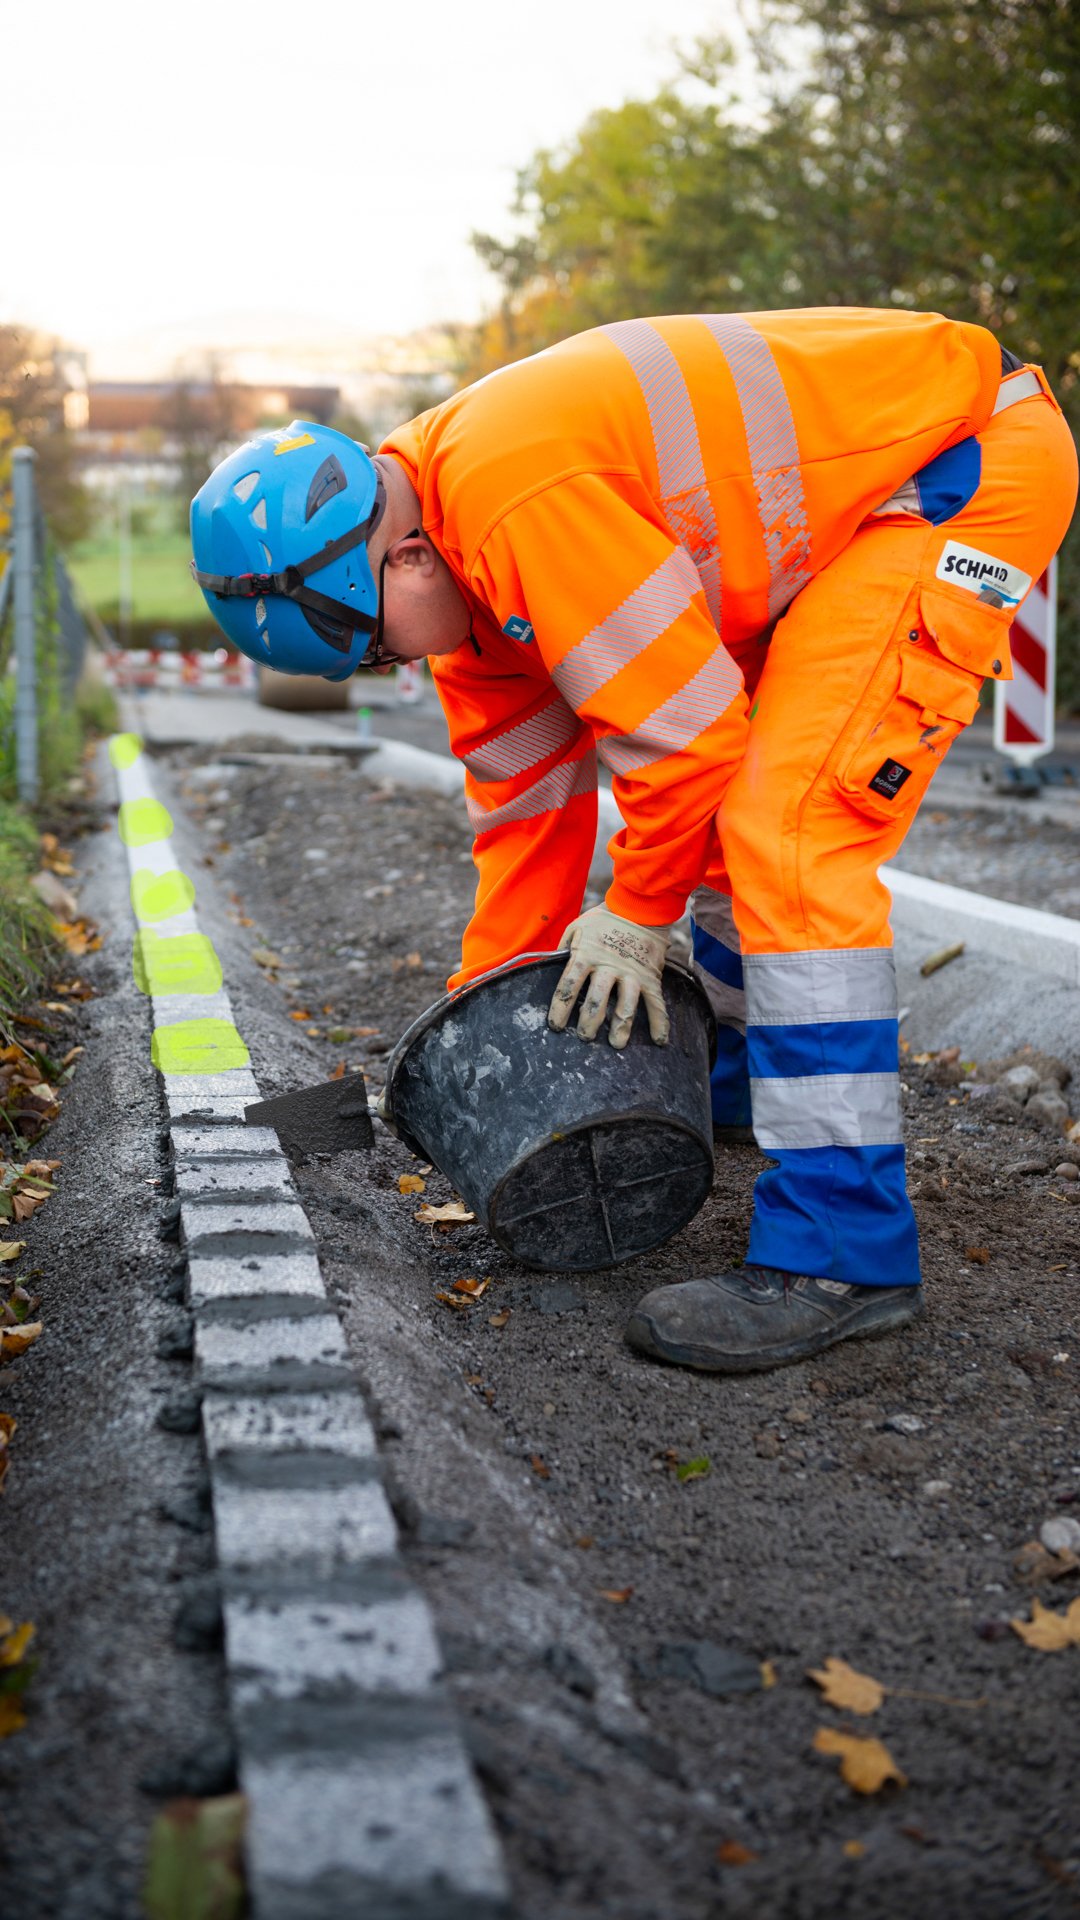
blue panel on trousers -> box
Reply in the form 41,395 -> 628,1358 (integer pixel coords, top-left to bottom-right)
914,437 -> 982,526
746,1142 -> 921,1286
748,1018 -> 900,1080
711,1022 -> 752,1127
692,924 -> 744,990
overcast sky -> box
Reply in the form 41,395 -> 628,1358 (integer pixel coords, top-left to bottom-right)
2,0 -> 746,376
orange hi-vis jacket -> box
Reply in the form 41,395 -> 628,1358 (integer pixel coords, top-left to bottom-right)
381,310 -> 1005,984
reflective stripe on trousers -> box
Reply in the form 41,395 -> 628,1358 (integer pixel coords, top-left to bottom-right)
742,948 -> 919,1287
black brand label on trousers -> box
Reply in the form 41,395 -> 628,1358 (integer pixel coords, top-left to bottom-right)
868,759 -> 913,800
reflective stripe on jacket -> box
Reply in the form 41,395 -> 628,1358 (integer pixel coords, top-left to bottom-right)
380,309 -> 1003,982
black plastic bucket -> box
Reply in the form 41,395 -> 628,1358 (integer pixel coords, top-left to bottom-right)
384,954 -> 715,1273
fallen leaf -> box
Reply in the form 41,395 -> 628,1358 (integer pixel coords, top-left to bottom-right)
676,1455 -> 711,1484
405,952 -> 422,968
288,1009 -> 311,1021
328,1061 -> 346,1081
0,1244 -> 24,1264
716,1840 -> 758,1866
143,1793 -> 246,1920
321,1003 -> 334,1016
759,1660 -> 777,1689
250,947 -> 284,969
574,1535 -> 594,1549
488,1309 -> 511,1329
433,1291 -> 470,1311
0,1323 -> 43,1358
451,1276 -> 489,1298
11,1193 -> 45,1223
843,1840 -> 866,1859
1010,1596 -> 1080,1651
60,1048 -> 84,1067
965,1247 -> 990,1265
530,1454 -> 551,1479
50,916 -> 102,956
808,1656 -> 886,1715
599,1586 -> 633,1604
0,1621 -> 35,1666
398,1174 -> 426,1195
416,1201 -> 476,1225
0,1697 -> 27,1739
812,1727 -> 907,1793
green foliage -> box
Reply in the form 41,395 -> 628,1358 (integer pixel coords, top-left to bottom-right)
0,328 -> 90,545
0,796 -> 54,1027
466,3 -> 1080,701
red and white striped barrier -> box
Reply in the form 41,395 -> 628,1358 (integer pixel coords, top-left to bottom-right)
994,555 -> 1057,766
103,647 -> 256,693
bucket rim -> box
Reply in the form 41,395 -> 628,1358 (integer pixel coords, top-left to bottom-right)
384,950 -> 714,1141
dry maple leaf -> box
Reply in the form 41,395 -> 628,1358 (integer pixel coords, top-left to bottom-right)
808,1657 -> 886,1715
813,1727 -> 907,1794
398,1174 -> 426,1195
451,1276 -> 488,1298
416,1201 -> 476,1225
1010,1596 -> 1080,1652
0,1323 -> 43,1359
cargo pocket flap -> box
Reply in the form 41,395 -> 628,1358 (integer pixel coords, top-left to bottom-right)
898,646 -> 982,726
918,583 -> 1013,682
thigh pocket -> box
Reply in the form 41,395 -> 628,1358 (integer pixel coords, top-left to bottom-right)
830,592 -> 992,824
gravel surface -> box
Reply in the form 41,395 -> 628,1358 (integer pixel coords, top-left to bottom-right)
155,743 -> 1080,1920
895,801 -> 1080,919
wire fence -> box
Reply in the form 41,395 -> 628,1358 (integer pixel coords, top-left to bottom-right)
0,448 -> 94,804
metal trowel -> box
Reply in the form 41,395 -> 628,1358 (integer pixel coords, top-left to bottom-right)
244,1072 -> 375,1155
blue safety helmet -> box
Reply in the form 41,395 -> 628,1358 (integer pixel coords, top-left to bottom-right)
190,421 -> 385,680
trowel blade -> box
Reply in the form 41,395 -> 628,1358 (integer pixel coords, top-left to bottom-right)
244,1073 -> 375,1155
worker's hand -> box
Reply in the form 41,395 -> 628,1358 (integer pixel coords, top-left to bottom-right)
548,907 -> 672,1049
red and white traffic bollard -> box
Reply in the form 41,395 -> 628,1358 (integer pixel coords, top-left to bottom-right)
994,554 -> 1057,768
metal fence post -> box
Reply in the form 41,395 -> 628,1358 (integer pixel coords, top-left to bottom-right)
12,446 -> 38,805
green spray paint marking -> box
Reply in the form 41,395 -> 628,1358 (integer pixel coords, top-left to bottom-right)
134,931 -> 223,997
118,798 -> 174,847
108,733 -> 143,771
151,1019 -> 250,1075
131,868 -> 197,923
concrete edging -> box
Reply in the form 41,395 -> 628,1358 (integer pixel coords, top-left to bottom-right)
111,738 -> 509,1920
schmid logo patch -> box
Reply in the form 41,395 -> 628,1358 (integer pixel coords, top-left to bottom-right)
936,541 -> 1031,607
502,615 -> 534,644
869,759 -> 912,800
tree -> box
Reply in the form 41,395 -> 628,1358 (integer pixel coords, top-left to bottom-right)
465,5 -> 1080,696
0,328 -> 90,546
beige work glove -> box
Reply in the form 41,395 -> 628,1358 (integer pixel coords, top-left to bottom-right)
548,906 -> 672,1049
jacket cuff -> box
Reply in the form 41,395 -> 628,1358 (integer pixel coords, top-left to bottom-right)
605,878 -> 686,929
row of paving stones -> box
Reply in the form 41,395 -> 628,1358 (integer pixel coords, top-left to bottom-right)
115,748 -> 508,1920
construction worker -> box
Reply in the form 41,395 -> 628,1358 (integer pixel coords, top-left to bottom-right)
191,309 -> 1077,1373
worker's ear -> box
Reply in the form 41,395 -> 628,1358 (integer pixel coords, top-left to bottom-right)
385,530 -> 436,576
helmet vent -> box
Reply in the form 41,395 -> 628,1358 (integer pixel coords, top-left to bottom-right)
233,472 -> 260,504
305,454 -> 348,523
255,598 -> 267,625
260,543 -> 273,567
250,497 -> 268,531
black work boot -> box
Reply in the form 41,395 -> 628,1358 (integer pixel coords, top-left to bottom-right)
626,1266 -> 924,1373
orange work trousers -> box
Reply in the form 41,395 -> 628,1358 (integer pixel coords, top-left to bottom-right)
690,371 -> 1077,1285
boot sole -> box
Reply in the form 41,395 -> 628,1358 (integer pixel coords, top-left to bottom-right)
626,1290 -> 924,1374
